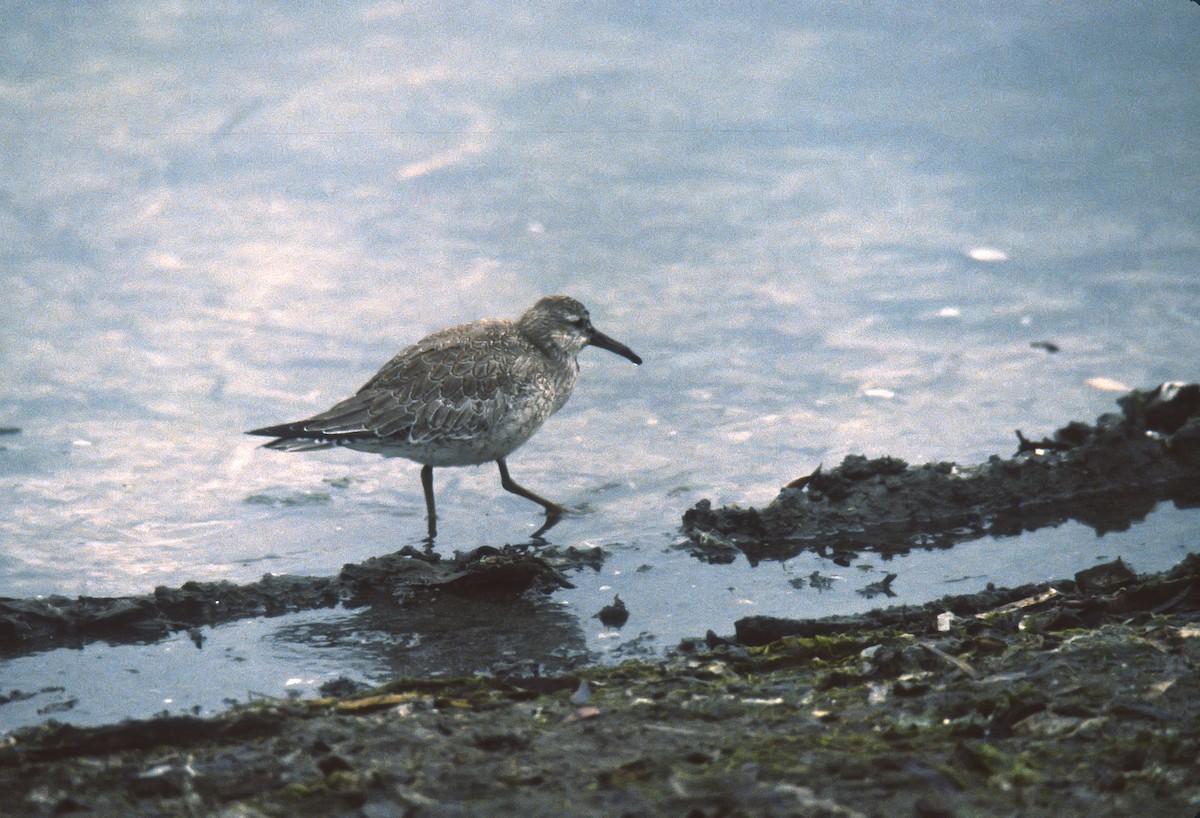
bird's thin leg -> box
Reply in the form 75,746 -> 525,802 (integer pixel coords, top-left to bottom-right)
496,459 -> 566,518
421,464 -> 438,539
530,512 -> 562,540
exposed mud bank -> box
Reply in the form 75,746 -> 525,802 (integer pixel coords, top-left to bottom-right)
0,545 -> 591,658
682,383 -> 1200,564
3,554 -> 1198,817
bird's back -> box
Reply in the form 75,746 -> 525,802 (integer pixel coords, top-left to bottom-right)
251,317 -> 580,466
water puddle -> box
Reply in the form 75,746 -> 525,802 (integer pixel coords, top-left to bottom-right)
2,501 -> 1195,734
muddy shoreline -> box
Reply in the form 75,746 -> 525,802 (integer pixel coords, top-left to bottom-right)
0,545 -> 594,658
3,553 -> 1198,816
682,382 -> 1200,564
2,384 -> 1198,816
5,384 -> 1194,661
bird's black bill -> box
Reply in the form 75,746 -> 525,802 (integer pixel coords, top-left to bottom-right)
587,329 -> 642,365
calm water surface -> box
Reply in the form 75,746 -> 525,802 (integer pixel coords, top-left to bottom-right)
2,2 -> 1198,730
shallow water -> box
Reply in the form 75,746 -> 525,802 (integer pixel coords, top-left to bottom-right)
2,2 -> 1199,731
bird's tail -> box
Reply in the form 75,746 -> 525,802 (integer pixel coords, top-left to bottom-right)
260,437 -> 337,452
246,422 -> 338,451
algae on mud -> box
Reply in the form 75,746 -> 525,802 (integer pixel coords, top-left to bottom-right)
2,554 -> 1199,817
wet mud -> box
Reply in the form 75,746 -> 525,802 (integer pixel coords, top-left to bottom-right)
3,554 -> 1198,816
682,383 -> 1200,564
0,545 -> 585,658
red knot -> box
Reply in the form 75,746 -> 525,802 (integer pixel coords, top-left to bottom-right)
247,295 -> 642,538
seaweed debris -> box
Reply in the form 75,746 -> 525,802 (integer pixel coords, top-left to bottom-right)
3,554 -> 1198,817
682,383 -> 1200,563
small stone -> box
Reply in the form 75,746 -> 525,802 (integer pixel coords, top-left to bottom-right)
317,754 -> 354,775
129,765 -> 187,798
1075,559 -> 1136,594
597,595 -> 629,627
472,732 -> 530,751
569,680 -> 591,705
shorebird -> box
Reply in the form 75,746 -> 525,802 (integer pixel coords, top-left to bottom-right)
247,295 -> 642,538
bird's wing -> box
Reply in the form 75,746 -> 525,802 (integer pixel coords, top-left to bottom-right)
294,322 -> 539,444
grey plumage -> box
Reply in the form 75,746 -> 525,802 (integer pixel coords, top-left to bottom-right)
247,295 -> 641,537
